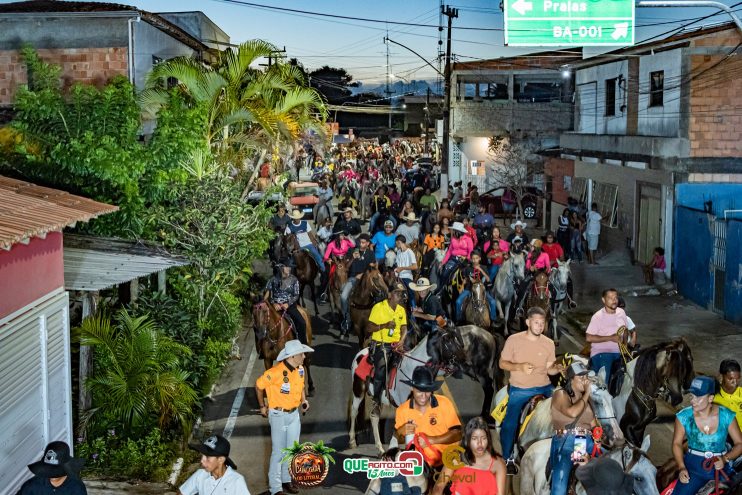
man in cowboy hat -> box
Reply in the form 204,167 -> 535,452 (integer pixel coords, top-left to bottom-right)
506,220 -> 530,248
368,283 -> 408,406
284,209 -> 325,272
256,340 -> 314,495
333,207 -> 362,237
179,435 -> 250,495
340,233 -> 376,338
19,441 -> 87,494
410,277 -> 447,364
264,258 -> 307,347
394,366 -> 461,467
395,211 -> 420,245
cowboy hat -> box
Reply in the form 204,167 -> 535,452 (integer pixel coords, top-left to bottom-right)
331,227 -> 349,238
342,207 -> 357,217
401,366 -> 443,392
576,457 -> 634,495
289,209 -> 304,220
276,339 -> 314,362
510,220 -> 528,229
531,239 -> 543,249
188,435 -> 237,469
28,442 -> 85,478
402,212 -> 418,222
451,221 -> 467,233
409,277 -> 437,292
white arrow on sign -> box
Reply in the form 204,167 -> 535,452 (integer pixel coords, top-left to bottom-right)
512,0 -> 534,15
611,22 -> 629,40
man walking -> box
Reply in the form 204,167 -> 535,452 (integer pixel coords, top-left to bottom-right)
256,340 -> 314,495
586,288 -> 630,386
179,435 -> 250,495
499,307 -> 564,473
585,203 -> 602,265
18,441 -> 87,495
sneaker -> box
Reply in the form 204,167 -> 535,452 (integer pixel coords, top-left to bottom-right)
319,292 -> 328,303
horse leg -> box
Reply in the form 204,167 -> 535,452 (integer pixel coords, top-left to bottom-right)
305,357 -> 315,397
349,378 -> 365,449
370,402 -> 385,456
310,278 -> 319,315
299,282 -> 307,309
479,373 -> 496,421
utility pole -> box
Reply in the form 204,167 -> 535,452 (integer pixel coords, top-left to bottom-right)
441,5 -> 458,194
385,33 -> 394,130
259,46 -> 287,68
424,87 -> 431,155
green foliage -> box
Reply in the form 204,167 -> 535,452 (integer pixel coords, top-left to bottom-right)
74,310 -> 198,437
76,428 -> 175,481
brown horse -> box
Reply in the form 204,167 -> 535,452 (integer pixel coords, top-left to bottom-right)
252,300 -> 315,396
328,258 -> 349,327
278,234 -> 320,315
523,271 -> 553,338
349,267 -> 389,347
462,280 -> 492,330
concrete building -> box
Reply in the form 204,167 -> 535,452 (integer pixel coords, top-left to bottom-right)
546,23 -> 742,320
0,0 -> 228,106
400,93 -> 443,138
448,50 -> 582,189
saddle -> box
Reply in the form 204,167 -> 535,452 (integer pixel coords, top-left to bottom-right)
608,358 -> 628,397
519,394 -> 547,435
301,247 -> 322,271
353,353 -> 399,394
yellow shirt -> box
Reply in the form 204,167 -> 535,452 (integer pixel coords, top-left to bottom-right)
255,361 -> 305,410
714,387 -> 742,429
369,300 -> 407,343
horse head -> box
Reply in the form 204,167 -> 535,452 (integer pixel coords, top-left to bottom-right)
590,368 -> 624,447
284,234 -> 300,256
362,266 -> 389,301
614,435 -> 658,495
510,253 -> 526,282
253,301 -> 270,342
437,323 -> 467,366
657,338 -> 695,406
433,248 -> 446,265
470,281 -> 487,313
532,271 -> 550,301
384,248 -> 397,268
555,259 -> 571,287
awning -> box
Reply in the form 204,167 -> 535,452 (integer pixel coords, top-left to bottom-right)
63,234 -> 189,291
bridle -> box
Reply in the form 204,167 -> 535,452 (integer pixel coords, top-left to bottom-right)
253,302 -> 293,348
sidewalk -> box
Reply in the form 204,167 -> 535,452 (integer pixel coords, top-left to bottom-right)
564,249 -> 741,377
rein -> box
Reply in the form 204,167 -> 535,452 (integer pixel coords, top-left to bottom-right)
254,303 -> 294,348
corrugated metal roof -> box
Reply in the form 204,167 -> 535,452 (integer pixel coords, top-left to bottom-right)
0,176 -> 118,250
63,234 -> 188,291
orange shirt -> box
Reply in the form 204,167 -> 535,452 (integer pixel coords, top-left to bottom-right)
424,234 -> 445,251
395,394 -> 461,456
255,361 -> 305,410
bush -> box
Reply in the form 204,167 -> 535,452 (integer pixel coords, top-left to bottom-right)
76,428 -> 176,481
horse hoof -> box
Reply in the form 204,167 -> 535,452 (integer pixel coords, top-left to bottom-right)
349,440 -> 357,449
307,388 -> 315,398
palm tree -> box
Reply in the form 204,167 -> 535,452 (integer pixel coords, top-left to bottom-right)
74,310 -> 198,436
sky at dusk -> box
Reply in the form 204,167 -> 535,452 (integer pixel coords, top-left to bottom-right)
2,0 -> 739,87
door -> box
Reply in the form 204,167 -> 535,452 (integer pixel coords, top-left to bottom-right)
637,185 -> 662,264
711,218 -> 726,313
576,82 -> 597,134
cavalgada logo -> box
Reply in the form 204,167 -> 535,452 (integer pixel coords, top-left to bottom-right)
281,440 -> 335,488
343,450 -> 424,479
434,445 -> 476,484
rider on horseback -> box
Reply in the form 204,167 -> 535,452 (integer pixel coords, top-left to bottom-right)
454,250 -> 498,324
340,234 -> 375,338
319,228 -> 355,303
437,222 -> 473,292
285,209 -> 325,272
409,278 -> 447,365
264,258 -> 308,346
368,186 -> 393,234
368,284 -> 408,407
334,207 -> 362,237
514,239 -> 552,318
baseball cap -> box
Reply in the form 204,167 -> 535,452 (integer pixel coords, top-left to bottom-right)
567,362 -> 592,380
688,376 -> 715,396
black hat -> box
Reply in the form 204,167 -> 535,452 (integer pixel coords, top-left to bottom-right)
402,366 -> 443,392
189,435 -> 237,469
28,442 -> 85,478
576,457 -> 634,495
331,227 -> 350,238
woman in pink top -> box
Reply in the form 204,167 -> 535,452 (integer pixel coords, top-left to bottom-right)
439,222 -> 474,291
323,231 -> 356,262
525,239 -> 552,274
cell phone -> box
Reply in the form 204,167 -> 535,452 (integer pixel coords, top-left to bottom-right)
572,435 -> 587,462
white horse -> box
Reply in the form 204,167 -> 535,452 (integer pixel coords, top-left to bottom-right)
427,248 -> 446,286
492,253 -> 526,332
519,435 -> 658,495
549,259 -> 574,341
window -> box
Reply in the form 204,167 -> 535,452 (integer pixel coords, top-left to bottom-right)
649,70 -> 664,107
605,78 -> 616,116
593,181 -> 619,228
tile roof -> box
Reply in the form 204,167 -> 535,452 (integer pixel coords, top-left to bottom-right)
0,176 -> 118,250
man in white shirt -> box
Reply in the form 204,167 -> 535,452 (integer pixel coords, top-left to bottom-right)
394,235 -> 418,308
585,202 -> 602,265
179,435 -> 250,495
284,209 -> 325,272
395,212 -> 421,245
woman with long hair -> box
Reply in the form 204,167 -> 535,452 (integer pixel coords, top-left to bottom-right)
431,416 -> 507,495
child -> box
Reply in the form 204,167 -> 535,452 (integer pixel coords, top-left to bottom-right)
317,217 -> 333,247
651,247 -> 666,284
485,238 -> 505,281
617,296 -> 638,348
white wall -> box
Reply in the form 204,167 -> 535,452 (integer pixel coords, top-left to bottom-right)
575,60 -> 629,134
637,48 -> 682,137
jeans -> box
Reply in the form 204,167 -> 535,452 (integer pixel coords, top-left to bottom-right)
590,352 -> 621,386
500,384 -> 554,459
268,409 -> 301,495
340,278 -> 358,322
455,289 -> 498,323
439,259 -> 460,289
672,452 -> 735,495
570,231 -> 583,261
399,277 -> 416,309
550,432 -> 596,495
285,304 -> 307,344
488,264 -> 500,281
372,342 -> 395,403
302,244 -> 326,272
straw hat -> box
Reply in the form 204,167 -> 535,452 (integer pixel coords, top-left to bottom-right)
451,221 -> 467,233
409,278 -> 437,292
402,212 -> 418,222
510,220 -> 528,229
289,209 -> 304,220
342,207 -> 357,217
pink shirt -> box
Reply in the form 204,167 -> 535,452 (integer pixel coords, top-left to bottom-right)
442,235 -> 474,265
652,254 -> 666,271
323,238 -> 356,261
586,307 -> 628,356
526,252 -> 552,273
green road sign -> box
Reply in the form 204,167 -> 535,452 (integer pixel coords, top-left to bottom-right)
504,0 -> 635,46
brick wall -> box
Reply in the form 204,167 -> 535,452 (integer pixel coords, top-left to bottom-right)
545,157 -> 574,204
688,31 -> 742,158
0,47 -> 128,105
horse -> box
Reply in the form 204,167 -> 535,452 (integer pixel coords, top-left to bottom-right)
349,267 -> 389,348
523,270 -> 553,338
328,258 -> 349,327
519,435 -> 658,495
363,448 -> 429,495
549,259 -> 575,343
313,196 -> 333,227
252,300 -> 315,396
612,338 -> 695,446
439,260 -> 470,323
276,234 -> 321,315
461,280 -> 492,330
426,248 -> 446,285
492,252 -> 526,334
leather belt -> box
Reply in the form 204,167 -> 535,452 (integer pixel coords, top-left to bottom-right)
554,427 -> 590,437
272,407 -> 298,413
688,448 -> 726,459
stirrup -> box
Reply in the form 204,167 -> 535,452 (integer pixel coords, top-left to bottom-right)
515,307 -> 524,317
